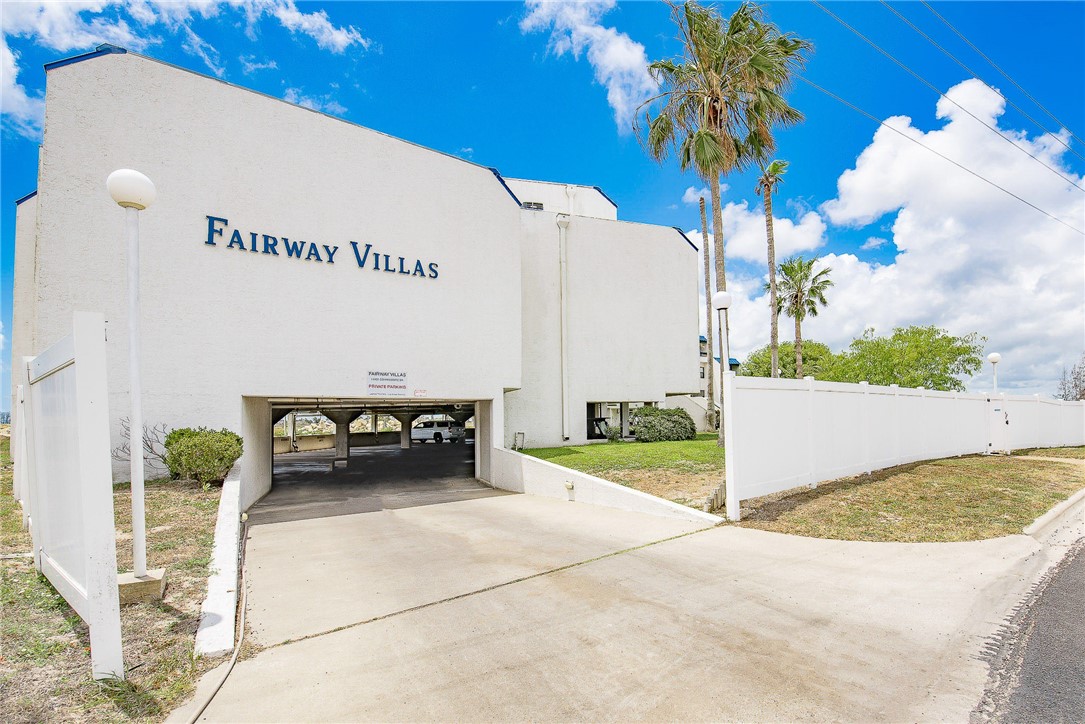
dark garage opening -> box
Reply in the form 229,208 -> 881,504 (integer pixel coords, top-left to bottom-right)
247,401 -> 508,526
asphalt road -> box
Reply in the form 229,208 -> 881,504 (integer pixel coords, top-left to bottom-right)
978,538 -> 1085,723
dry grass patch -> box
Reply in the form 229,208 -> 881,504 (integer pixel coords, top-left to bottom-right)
737,455 -> 1083,542
0,437 -> 222,722
1018,446 -> 1085,460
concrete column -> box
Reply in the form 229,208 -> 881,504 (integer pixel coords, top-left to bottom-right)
240,397 -> 272,511
322,409 -> 361,459
392,413 -> 420,449
371,413 -> 378,437
620,402 -> 630,438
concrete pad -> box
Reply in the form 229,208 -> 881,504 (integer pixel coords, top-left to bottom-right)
191,525 -> 1058,723
117,568 -> 166,604
244,494 -> 709,646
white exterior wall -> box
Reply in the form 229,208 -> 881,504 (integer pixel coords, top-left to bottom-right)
505,211 -> 700,447
16,52 -> 522,498
504,179 -> 617,220
10,195 -> 38,416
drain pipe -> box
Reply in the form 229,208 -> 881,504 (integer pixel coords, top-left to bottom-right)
557,213 -> 571,441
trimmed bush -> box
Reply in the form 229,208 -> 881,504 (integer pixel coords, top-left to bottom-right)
629,406 -> 696,443
164,427 -> 243,484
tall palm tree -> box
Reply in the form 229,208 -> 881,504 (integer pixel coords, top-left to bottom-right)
699,196 -> 716,430
755,159 -> 789,379
637,0 -> 810,443
772,255 -> 833,378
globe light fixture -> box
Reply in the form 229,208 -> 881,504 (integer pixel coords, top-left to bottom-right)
988,352 -> 1002,395
106,169 -> 157,210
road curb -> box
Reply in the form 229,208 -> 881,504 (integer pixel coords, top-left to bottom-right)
1023,487 -> 1085,539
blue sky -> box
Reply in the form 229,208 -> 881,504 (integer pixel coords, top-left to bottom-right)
2,1 -> 1084,408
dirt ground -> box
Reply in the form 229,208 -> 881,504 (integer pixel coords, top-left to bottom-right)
601,469 -> 721,508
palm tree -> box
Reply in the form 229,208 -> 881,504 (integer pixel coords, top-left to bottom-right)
772,255 -> 833,378
755,159 -> 789,378
699,196 -> 716,430
636,0 -> 810,442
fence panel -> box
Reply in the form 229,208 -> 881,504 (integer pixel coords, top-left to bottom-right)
22,312 -> 123,680
722,374 -> 1085,521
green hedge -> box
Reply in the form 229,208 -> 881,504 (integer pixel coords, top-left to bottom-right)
628,406 -> 696,443
164,427 -> 243,484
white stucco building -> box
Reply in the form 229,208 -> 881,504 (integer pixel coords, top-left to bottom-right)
10,45 -> 700,510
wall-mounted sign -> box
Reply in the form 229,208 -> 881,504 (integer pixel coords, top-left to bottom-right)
203,216 -> 439,279
367,371 -> 408,397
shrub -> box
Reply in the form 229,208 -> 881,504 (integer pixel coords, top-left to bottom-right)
605,422 -> 623,442
629,406 -> 696,443
164,427 -> 243,485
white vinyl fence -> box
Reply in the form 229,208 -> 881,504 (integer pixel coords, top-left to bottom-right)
17,312 -> 124,680
721,374 -> 1085,522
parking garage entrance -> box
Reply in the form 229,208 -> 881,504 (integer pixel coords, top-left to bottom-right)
246,398 -> 509,525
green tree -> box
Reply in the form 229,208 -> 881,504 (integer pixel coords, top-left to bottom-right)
755,159 -> 789,378
825,326 -> 985,391
740,340 -> 835,379
771,255 -> 833,378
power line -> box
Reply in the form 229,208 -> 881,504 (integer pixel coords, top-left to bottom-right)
812,0 -> 1085,194
880,0 -> 1084,163
921,0 -> 1085,148
797,76 -> 1084,236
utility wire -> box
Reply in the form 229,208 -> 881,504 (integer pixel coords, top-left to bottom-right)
880,0 -> 1084,163
797,76 -> 1084,236
921,0 -> 1085,148
812,0 -> 1085,194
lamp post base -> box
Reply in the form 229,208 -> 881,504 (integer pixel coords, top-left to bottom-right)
118,568 -> 167,605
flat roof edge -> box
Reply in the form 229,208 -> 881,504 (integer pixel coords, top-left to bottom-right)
592,186 -> 618,209
44,43 -> 126,72
673,227 -> 698,252
488,169 -> 523,207
14,190 -> 38,206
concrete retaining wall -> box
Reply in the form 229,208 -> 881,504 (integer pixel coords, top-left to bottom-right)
491,447 -> 720,525
194,465 -> 241,657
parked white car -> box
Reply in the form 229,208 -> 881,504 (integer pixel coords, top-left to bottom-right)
411,420 -> 465,443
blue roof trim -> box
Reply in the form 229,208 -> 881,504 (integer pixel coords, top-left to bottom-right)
673,226 -> 698,252
14,190 -> 38,206
592,186 -> 618,209
488,168 -> 522,207
44,43 -> 127,72
714,356 -> 741,367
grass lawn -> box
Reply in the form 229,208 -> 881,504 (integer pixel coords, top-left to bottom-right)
1018,446 -> 1085,459
524,433 -> 725,508
0,435 -> 222,722
738,455 -> 1084,542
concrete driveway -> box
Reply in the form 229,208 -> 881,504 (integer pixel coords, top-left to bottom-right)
175,492 -> 1082,722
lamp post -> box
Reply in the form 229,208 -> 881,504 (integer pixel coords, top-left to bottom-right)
712,290 -> 732,447
106,169 -> 156,579
987,352 -> 1002,395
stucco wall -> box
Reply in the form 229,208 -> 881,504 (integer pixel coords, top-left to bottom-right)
504,211 -> 700,447
10,195 -> 38,417
19,51 -> 523,482
503,179 -> 617,220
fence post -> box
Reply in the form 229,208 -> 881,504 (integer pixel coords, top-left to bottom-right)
21,357 -> 43,573
859,381 -> 871,473
722,371 -> 740,521
890,384 -> 901,465
805,376 -> 817,488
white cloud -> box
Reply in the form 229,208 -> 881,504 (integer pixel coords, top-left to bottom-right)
681,183 -> 728,206
2,1 -> 369,137
724,79 -> 1084,394
719,201 -> 827,263
459,147 -> 474,158
283,87 -> 346,115
240,54 -> 277,74
860,237 -> 889,250
520,0 -> 655,131
1,39 -> 44,139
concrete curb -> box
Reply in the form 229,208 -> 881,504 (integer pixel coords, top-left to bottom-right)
194,465 -> 242,657
1023,487 -> 1085,539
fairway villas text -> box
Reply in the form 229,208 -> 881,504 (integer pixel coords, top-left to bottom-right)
203,215 -> 440,279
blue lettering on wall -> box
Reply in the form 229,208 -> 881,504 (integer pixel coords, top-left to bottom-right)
204,216 -> 439,280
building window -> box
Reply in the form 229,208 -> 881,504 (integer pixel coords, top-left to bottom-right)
700,368 -> 705,379
523,201 -> 544,210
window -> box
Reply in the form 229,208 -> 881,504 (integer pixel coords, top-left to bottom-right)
700,368 -> 705,379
